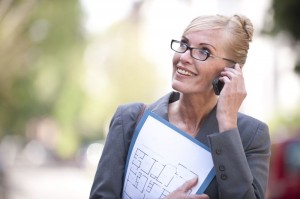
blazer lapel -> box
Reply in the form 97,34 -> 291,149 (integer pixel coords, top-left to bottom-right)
195,106 -> 219,146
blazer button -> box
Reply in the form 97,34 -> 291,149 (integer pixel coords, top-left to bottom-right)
221,174 -> 228,180
215,148 -> 222,155
219,165 -> 225,171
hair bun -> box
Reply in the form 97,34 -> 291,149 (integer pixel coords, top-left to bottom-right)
233,14 -> 254,42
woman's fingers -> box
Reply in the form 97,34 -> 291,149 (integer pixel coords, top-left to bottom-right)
165,177 -> 210,199
178,177 -> 198,192
190,194 -> 210,199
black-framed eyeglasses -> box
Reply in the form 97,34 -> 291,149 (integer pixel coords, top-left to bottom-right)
170,39 -> 236,64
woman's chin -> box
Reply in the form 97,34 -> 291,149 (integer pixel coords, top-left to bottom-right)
171,83 -> 189,93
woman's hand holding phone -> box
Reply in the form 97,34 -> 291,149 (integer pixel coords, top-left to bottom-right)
216,64 -> 247,133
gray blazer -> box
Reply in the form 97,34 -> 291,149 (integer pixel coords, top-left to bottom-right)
89,92 -> 271,199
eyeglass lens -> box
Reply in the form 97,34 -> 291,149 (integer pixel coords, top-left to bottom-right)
171,40 -> 209,61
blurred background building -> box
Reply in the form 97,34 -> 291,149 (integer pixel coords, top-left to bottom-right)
0,0 -> 299,198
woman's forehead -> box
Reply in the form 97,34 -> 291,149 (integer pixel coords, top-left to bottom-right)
183,29 -> 229,57
183,29 -> 225,46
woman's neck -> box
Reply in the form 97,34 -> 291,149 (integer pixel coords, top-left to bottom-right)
168,93 -> 217,137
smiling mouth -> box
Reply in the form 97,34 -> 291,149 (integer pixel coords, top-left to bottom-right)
177,68 -> 196,76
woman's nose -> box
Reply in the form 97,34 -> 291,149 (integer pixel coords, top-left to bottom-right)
180,49 -> 193,63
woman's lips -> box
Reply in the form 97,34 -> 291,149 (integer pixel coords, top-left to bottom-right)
177,67 -> 196,76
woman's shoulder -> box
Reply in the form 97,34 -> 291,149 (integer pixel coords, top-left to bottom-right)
114,102 -> 146,122
237,112 -> 268,130
237,112 -> 270,149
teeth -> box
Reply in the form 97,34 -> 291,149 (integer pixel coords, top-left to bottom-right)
177,68 -> 194,76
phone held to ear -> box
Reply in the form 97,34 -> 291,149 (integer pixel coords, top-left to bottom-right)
212,65 -> 236,95
212,78 -> 224,95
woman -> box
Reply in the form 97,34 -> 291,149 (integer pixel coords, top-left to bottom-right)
89,14 -> 271,199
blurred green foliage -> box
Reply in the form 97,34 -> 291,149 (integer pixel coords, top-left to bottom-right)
268,0 -> 300,76
272,0 -> 300,41
0,0 -> 160,159
265,0 -> 300,136
0,0 -> 85,158
77,4 -> 162,141
269,106 -> 300,135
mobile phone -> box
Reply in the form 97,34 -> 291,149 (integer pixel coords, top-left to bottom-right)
212,78 -> 224,95
212,65 -> 236,95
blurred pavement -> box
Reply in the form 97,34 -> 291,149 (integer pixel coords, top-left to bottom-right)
6,165 -> 94,199
0,136 -> 103,199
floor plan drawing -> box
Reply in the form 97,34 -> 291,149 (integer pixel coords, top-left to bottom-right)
123,145 -> 197,199
122,112 -> 215,199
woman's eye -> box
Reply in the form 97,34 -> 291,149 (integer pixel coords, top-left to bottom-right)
180,42 -> 187,47
198,49 -> 208,55
179,43 -> 188,50
201,47 -> 210,53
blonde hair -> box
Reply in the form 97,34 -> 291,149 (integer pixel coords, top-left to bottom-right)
183,14 -> 253,66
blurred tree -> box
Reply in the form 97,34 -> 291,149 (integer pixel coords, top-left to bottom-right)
0,0 -> 85,158
0,0 -> 162,159
272,0 -> 300,40
0,0 -> 37,136
79,0 -> 163,140
264,0 -> 300,136
266,0 -> 300,75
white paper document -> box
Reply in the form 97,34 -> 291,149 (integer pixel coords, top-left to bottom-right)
122,111 -> 215,199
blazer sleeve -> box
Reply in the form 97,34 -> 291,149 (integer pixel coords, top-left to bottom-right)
207,120 -> 271,199
89,103 -> 144,199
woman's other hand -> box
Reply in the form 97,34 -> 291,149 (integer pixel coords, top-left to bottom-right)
165,177 -> 210,199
